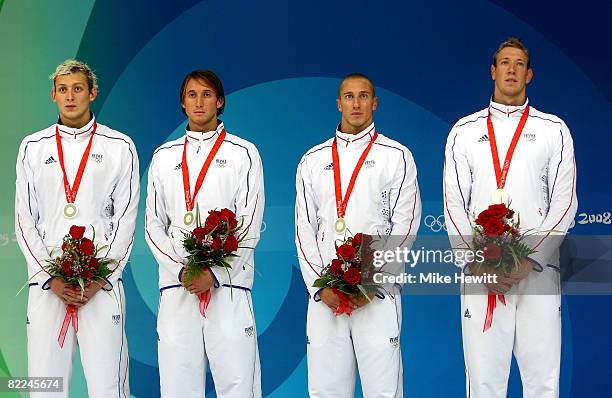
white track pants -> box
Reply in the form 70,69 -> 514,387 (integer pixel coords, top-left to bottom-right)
461,268 -> 561,398
307,294 -> 403,398
26,280 -> 129,398
157,286 -> 261,398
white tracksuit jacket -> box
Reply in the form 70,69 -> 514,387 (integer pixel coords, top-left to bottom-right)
296,123 -> 421,297
15,116 -> 139,398
295,123 -> 421,398
145,122 -> 264,290
444,99 -> 577,268
16,116 -> 140,287
443,100 -> 577,398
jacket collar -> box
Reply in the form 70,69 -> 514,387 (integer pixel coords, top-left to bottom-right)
56,114 -> 96,138
489,98 -> 529,120
186,121 -> 224,143
335,122 -> 376,147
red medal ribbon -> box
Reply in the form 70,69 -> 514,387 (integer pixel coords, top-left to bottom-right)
487,105 -> 530,189
483,292 -> 506,332
55,123 -> 97,203
198,290 -> 211,317
58,304 -> 79,348
182,130 -> 226,212
483,105 -> 528,331
331,131 -> 378,219
332,288 -> 353,316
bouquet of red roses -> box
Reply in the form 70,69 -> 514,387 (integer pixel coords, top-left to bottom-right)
472,203 -> 536,331
45,225 -> 115,347
181,208 -> 246,315
46,225 -> 114,289
312,233 -> 380,316
472,203 -> 535,274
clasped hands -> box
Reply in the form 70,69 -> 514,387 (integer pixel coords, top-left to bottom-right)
473,259 -> 534,295
319,288 -> 376,313
50,278 -> 104,307
181,269 -> 215,295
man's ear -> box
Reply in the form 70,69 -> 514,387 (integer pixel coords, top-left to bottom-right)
89,87 -> 98,102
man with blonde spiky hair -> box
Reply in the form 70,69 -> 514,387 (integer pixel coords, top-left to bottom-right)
15,59 -> 139,397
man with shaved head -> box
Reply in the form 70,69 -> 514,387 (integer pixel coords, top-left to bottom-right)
295,73 -> 421,397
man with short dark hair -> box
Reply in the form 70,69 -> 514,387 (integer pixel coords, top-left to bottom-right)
15,59 -> 139,397
444,38 -> 577,397
145,69 -> 264,397
295,73 -> 421,397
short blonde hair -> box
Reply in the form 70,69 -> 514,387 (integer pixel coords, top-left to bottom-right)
49,59 -> 98,91
492,37 -> 531,69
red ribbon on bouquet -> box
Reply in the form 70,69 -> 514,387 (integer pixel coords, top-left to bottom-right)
198,290 -> 211,317
483,292 -> 506,332
332,288 -> 353,316
58,305 -> 79,348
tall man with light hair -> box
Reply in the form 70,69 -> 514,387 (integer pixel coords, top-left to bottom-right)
15,59 -> 139,397
444,38 -> 577,397
295,73 -> 421,397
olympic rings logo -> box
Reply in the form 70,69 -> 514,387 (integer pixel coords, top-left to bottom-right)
424,215 -> 447,232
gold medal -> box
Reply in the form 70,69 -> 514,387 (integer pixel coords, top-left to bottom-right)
184,211 -> 195,227
63,203 -> 78,219
491,188 -> 510,204
334,218 -> 346,234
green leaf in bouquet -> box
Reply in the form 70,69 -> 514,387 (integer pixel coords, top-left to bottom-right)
77,277 -> 85,295
16,269 -> 46,297
312,279 -> 328,288
356,284 -> 372,301
195,203 -> 201,227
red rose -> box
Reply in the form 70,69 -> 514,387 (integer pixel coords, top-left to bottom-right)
343,268 -> 361,285
506,209 -> 515,219
61,260 -> 74,277
220,208 -> 236,222
483,219 -> 505,237
503,224 -> 512,233
224,235 -> 239,252
229,219 -> 238,230
211,237 -> 223,251
483,243 -> 503,261
81,270 -> 94,279
329,259 -> 344,276
79,238 -> 95,256
192,227 -> 206,240
69,225 -> 86,240
351,233 -> 363,248
61,242 -> 68,252
204,212 -> 222,234
487,204 -> 508,219
476,209 -> 492,226
336,244 -> 356,261
88,257 -> 99,270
